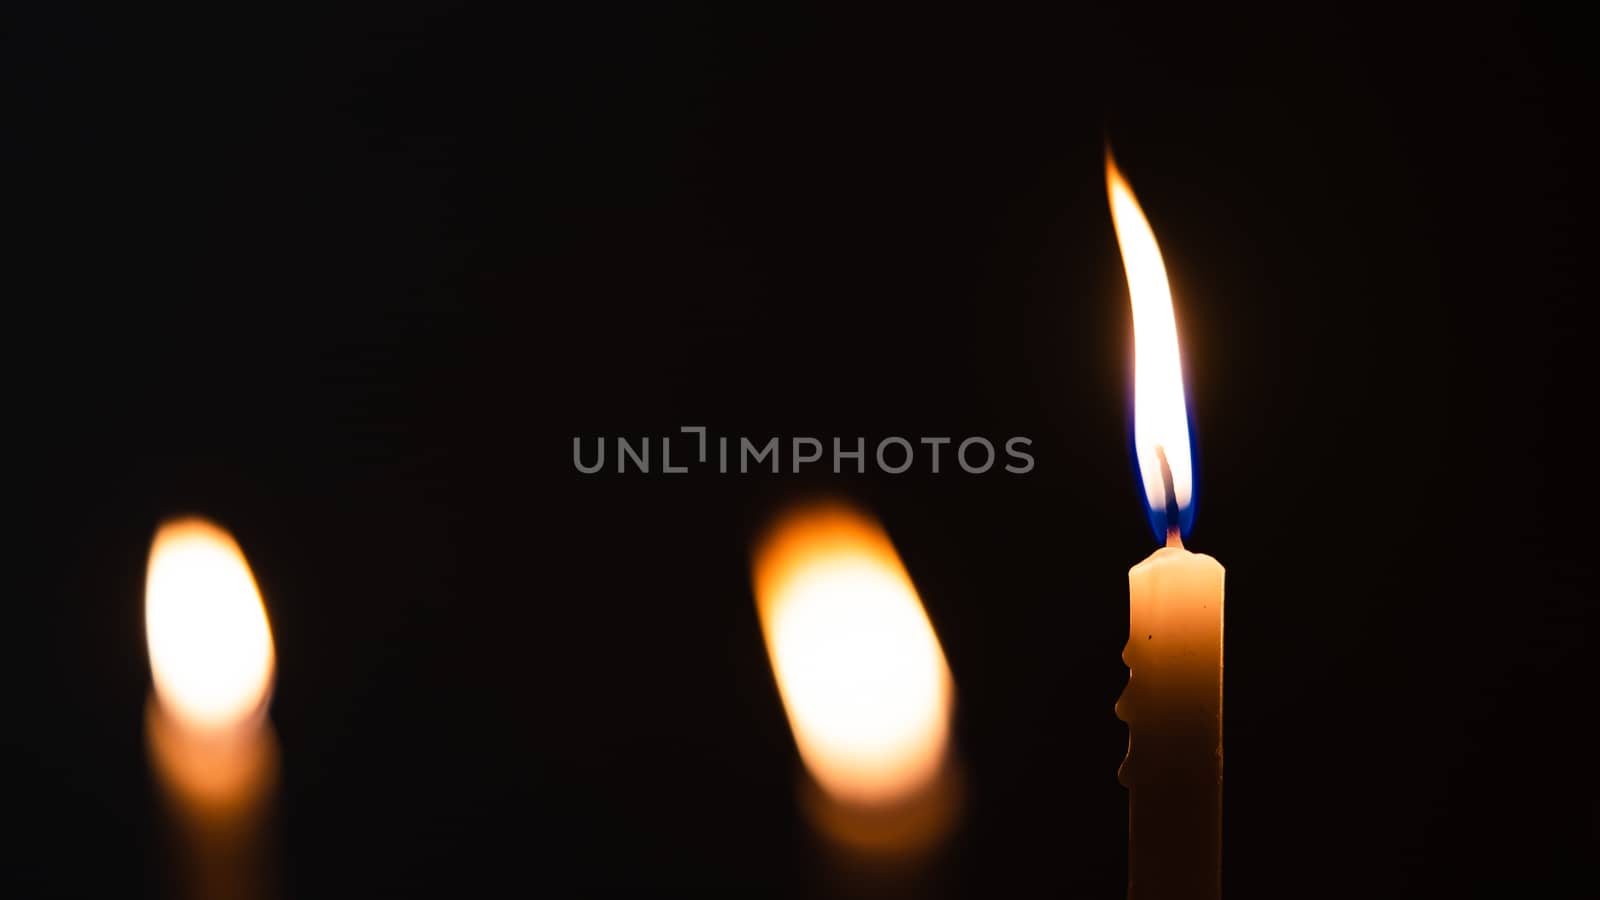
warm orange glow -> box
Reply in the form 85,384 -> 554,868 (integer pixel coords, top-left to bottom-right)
145,517 -> 276,734
752,503 -> 953,809
146,696 -> 279,820
1107,150 -> 1194,527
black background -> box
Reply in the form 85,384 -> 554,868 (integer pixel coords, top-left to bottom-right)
7,4 -> 1593,897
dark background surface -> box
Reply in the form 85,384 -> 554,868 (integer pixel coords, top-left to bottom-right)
6,4 -> 1593,897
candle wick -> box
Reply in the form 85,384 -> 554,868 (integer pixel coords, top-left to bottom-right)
1155,444 -> 1182,548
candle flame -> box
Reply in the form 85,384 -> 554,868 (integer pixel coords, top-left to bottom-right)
752,502 -> 953,809
145,517 -> 276,734
1107,149 -> 1195,540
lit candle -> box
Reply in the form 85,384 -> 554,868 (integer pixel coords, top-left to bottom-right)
1106,150 -> 1225,900
752,502 -> 961,895
144,517 -> 280,900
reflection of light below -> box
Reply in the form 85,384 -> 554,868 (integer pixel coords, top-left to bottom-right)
800,758 -> 963,858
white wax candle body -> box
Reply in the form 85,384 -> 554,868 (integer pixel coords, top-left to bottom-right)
1117,542 -> 1224,900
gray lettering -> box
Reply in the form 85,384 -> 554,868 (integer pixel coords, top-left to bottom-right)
958,436 -> 995,473
618,437 -> 650,473
573,437 -> 605,474
876,436 -> 914,474
792,437 -> 823,472
1004,436 -> 1035,474
920,436 -> 952,473
662,436 -> 687,473
680,425 -> 708,463
834,437 -> 865,474
741,437 -> 779,473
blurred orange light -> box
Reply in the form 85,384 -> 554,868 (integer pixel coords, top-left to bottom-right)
145,517 -> 275,735
752,503 -> 954,809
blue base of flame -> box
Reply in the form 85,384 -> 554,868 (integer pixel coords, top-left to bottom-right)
1144,496 -> 1195,545
1130,405 -> 1199,544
